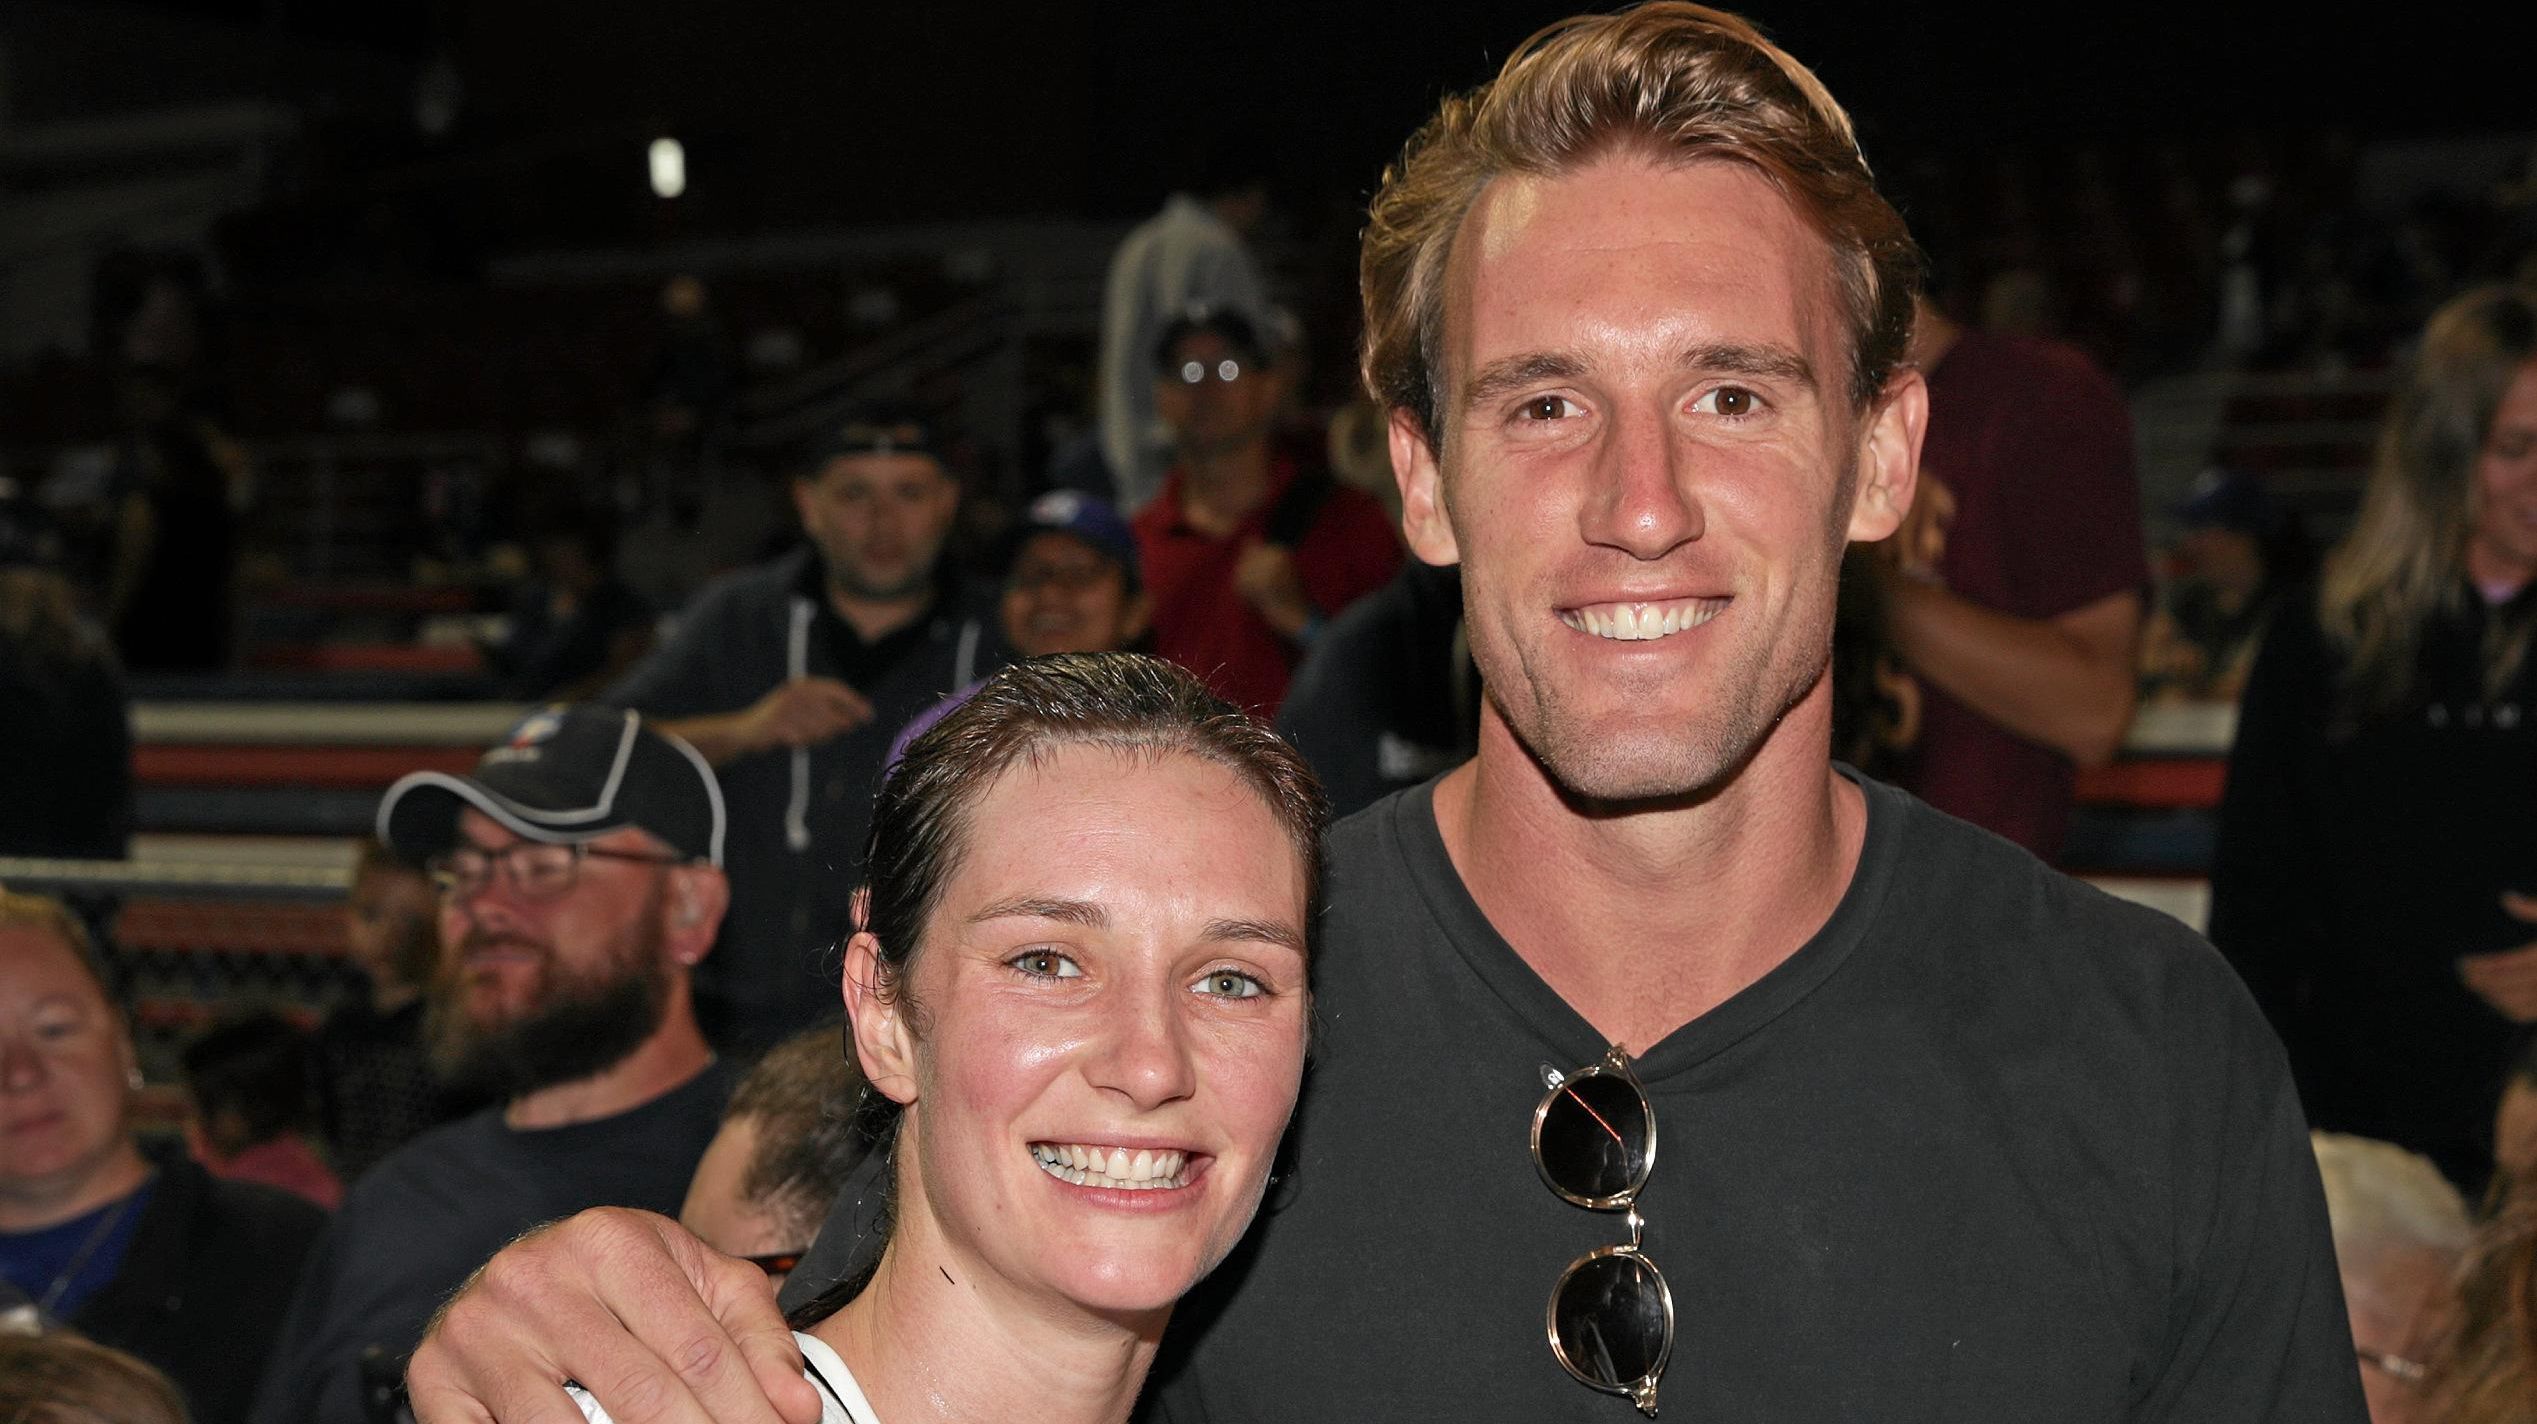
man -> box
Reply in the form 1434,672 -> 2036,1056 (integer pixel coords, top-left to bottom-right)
677,1027 -> 863,1295
407,9 -> 2362,1421
1876,294 -> 2148,858
1098,168 -> 1273,511
606,412 -> 1002,1051
1000,490 -> 1149,659
2311,1133 -> 2470,1423
1133,308 -> 1398,713
251,706 -> 737,1424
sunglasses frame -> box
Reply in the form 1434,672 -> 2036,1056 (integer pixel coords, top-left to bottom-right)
1532,1045 -> 1673,1417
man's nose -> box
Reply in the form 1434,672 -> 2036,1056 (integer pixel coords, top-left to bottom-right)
1580,403 -> 1703,560
0,1037 -> 47,1092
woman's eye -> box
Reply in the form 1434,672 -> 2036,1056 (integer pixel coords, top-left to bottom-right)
1517,395 -> 1579,423
1008,950 -> 1083,980
1194,969 -> 1267,1000
1690,385 -> 1761,417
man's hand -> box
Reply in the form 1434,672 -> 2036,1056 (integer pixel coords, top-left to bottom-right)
408,1209 -> 821,1424
2460,893 -> 2537,1024
1234,543 -> 1316,642
740,677 -> 873,754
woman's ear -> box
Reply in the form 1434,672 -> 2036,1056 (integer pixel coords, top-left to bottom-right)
842,931 -> 917,1107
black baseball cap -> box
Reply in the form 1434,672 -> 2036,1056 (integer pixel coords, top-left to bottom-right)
1153,306 -> 1272,373
808,404 -> 940,469
378,705 -> 726,866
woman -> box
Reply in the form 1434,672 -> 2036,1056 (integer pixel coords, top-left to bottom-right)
0,891 -> 327,1424
2211,285 -> 2537,1191
0,1331 -> 190,1424
574,652 -> 1323,1424
2420,1188 -> 2537,1423
0,541 -> 134,860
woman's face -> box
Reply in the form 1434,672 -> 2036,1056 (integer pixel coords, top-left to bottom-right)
0,927 -> 136,1203
2467,358 -> 2537,591
850,744 -> 1311,1321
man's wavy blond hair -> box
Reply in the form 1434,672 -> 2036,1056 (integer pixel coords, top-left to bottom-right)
1359,2 -> 1921,449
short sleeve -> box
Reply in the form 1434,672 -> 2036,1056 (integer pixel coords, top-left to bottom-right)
603,586 -> 731,718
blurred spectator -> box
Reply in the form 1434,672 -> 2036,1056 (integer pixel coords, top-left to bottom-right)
1099,166 -> 1273,510
0,890 -> 325,1424
2212,286 -> 2537,1189
0,1332 -> 189,1424
0,506 -> 132,861
2421,1187 -> 2537,1423
483,491 -> 654,701
179,1012 -> 341,1212
312,844 -> 459,1185
254,707 -> 736,1424
2494,1035 -> 2537,1199
606,413 -> 1005,1052
2314,1132 -> 2471,1424
1277,560 -> 1473,819
1879,294 -> 2148,860
999,491 -> 1148,660
1829,549 -> 1925,781
1132,309 -> 1397,714
103,366 -> 243,675
2140,468 -> 2314,705
676,1024 -> 860,1294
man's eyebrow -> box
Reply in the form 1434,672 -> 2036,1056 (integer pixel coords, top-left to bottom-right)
1682,342 -> 1816,390
968,896 -> 1107,928
1204,918 -> 1309,956
1462,352 -> 1587,409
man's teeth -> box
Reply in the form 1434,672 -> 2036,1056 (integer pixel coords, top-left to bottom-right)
1030,1142 -> 1190,1191
1560,599 -> 1728,641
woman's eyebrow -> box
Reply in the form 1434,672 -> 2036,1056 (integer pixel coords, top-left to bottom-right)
968,896 -> 1107,928
1204,918 -> 1308,955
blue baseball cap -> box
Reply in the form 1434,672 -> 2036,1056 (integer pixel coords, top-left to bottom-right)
1015,490 -> 1141,590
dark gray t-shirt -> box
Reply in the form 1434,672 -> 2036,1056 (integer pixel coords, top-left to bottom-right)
790,776 -> 2362,1421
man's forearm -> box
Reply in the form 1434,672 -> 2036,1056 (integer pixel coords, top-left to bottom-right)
653,713 -> 762,768
1886,581 -> 2141,766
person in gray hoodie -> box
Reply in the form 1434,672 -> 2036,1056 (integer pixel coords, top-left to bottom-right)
605,410 -> 1005,1052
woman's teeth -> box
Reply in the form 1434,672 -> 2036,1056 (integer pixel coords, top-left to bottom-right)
1031,1142 -> 1190,1191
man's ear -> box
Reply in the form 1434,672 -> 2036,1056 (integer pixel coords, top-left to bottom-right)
1390,407 -> 1460,567
1846,371 -> 1927,544
664,865 -> 730,967
842,931 -> 917,1107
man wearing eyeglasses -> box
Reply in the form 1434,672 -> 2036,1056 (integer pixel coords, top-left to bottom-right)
250,706 -> 737,1424
407,7 -> 2361,1422
1132,306 -> 1398,714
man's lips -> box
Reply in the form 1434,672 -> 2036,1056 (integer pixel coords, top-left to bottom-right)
1557,595 -> 1731,642
3,1109 -> 66,1138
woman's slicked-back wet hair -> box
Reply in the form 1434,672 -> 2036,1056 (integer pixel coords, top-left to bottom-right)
1359,2 -> 1922,449
847,652 -> 1328,1141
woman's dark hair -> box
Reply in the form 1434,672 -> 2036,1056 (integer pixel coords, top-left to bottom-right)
788,653 -> 1326,1324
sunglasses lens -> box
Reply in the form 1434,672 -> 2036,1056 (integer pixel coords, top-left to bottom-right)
1550,1251 -> 1670,1391
1538,1070 -> 1652,1202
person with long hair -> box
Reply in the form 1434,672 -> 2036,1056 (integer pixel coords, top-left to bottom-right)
2212,285 -> 2537,1190
418,654 -> 1323,1424
0,526 -> 134,860
2419,1188 -> 2537,1424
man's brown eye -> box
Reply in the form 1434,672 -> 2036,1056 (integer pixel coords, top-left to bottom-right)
1524,396 -> 1568,421
1715,387 -> 1753,416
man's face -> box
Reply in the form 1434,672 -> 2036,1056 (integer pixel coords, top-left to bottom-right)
427,811 -> 676,1096
794,452 -> 959,602
1000,532 -> 1149,658
1154,333 -> 1282,461
1391,154 -> 1918,802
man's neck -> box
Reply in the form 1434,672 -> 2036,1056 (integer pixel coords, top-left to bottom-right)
827,581 -> 936,646
1177,441 -> 1276,537
504,1007 -> 715,1132
1433,693 -> 1867,1052
815,1196 -> 1158,1424
0,1140 -> 155,1234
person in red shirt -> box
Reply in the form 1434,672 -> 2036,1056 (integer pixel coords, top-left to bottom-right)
1131,309 -> 1399,713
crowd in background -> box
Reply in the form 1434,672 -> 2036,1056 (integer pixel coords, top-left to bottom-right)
3,31 -> 2537,1423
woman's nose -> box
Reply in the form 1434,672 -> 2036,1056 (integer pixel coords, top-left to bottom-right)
1089,992 -> 1198,1111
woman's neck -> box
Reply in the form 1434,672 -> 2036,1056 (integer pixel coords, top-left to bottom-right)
809,1229 -> 1163,1424
0,1138 -> 154,1234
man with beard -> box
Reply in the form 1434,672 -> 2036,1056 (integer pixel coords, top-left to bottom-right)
606,410 -> 1003,1052
250,706 -> 735,1424
408,8 -> 2360,1421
